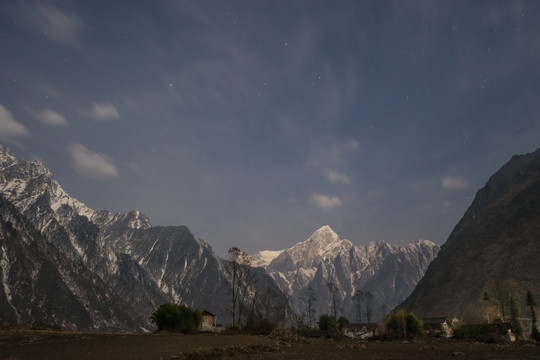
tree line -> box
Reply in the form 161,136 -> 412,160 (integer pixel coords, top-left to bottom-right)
149,246 -> 539,341
296,281 -> 389,328
483,280 -> 539,340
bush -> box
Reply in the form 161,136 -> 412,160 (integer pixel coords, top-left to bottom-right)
453,323 -> 490,340
405,313 -> 424,336
337,316 -> 349,331
318,314 -> 338,331
453,320 -> 506,342
385,309 -> 424,338
150,303 -> 202,333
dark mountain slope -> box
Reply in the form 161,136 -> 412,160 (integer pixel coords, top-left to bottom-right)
401,149 -> 540,320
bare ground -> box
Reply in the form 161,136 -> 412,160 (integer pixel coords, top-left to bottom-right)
0,329 -> 538,360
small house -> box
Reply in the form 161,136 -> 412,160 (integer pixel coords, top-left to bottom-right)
201,310 -> 216,331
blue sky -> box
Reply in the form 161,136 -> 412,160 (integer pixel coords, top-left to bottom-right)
1,1 -> 539,256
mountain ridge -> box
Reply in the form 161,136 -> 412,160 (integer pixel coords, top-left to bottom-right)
0,145 -> 235,330
400,148 -> 540,320
0,144 -> 440,329
253,225 -> 439,321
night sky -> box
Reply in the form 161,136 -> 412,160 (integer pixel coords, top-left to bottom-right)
1,1 -> 539,256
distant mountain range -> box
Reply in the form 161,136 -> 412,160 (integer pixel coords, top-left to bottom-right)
252,226 -> 439,322
401,148 -> 540,321
0,145 -> 236,331
0,144 -> 450,331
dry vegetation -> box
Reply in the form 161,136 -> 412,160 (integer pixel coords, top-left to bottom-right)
0,328 -> 538,360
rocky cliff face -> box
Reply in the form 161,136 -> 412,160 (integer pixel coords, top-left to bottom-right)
1,195 -> 133,330
253,226 -> 439,322
0,145 -> 231,331
401,148 -> 540,321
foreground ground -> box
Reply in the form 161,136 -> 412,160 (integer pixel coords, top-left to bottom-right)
0,329 -> 538,360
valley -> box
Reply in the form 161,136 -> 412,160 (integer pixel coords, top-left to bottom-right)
1,143 -> 539,339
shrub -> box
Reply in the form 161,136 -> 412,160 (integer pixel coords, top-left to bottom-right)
337,316 -> 349,331
318,314 -> 338,331
150,303 -> 202,333
385,309 -> 424,338
405,312 -> 424,336
453,320 -> 506,342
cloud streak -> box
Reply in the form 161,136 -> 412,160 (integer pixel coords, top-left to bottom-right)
91,103 -> 120,121
68,143 -> 119,180
35,4 -> 85,44
325,170 -> 351,185
33,108 -> 68,126
0,105 -> 28,141
442,176 -> 470,190
310,193 -> 343,210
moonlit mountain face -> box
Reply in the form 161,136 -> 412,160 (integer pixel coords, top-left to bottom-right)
0,145 -> 231,331
252,225 -> 439,321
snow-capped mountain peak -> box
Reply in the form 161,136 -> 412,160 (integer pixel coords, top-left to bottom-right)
251,249 -> 284,268
306,225 -> 339,246
0,148 -> 96,222
0,145 -> 16,168
0,144 -> 242,331
253,225 -> 440,320
290,225 -> 352,261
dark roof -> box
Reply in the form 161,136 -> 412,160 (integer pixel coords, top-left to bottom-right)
202,310 -> 215,316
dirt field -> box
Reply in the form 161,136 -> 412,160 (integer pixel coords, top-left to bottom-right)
0,329 -> 538,360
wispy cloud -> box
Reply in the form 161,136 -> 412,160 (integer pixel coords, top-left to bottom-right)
309,137 -> 360,186
310,137 -> 360,168
441,176 -> 470,190
325,170 -> 351,185
68,143 -> 119,180
91,103 -> 120,121
32,107 -> 68,126
0,105 -> 28,141
35,4 -> 85,44
310,193 -> 343,210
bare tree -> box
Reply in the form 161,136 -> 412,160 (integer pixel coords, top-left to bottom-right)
489,279 -> 510,322
278,291 -> 289,326
365,292 -> 373,324
249,285 -> 287,326
378,303 -> 389,322
510,296 -> 523,337
304,287 -> 317,328
327,282 -> 339,318
352,290 -> 364,323
225,247 -> 253,328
